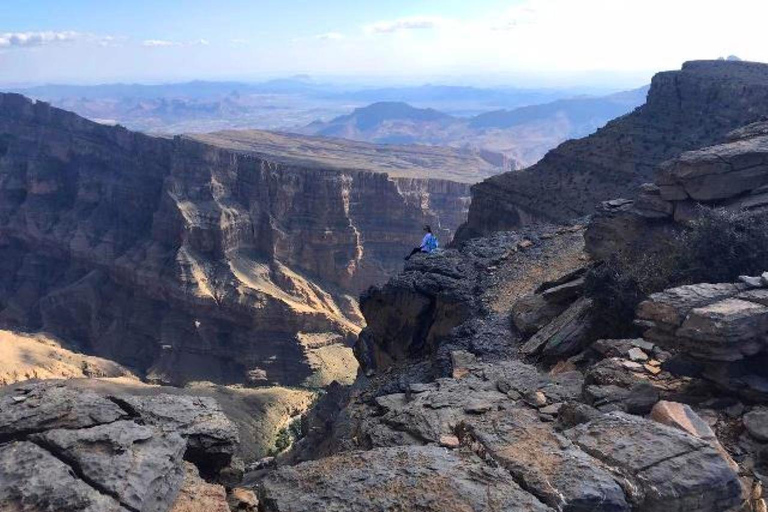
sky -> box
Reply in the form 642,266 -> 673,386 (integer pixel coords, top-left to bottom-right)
1,0 -> 766,87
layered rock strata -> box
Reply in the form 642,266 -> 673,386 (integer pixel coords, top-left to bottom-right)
0,93 -> 475,386
458,60 -> 768,240
586,120 -> 768,260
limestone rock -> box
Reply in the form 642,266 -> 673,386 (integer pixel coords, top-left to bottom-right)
171,463 -> 230,512
227,487 -> 259,512
567,412 -> 744,512
656,127 -> 768,201
522,297 -> 592,357
463,408 -> 630,511
257,446 -> 552,512
0,441 -> 128,512
744,408 -> 768,442
511,292 -> 568,335
116,393 -> 240,482
0,381 -> 127,440
0,379 -> 241,512
651,401 -> 716,441
32,420 -> 186,512
628,347 -> 649,362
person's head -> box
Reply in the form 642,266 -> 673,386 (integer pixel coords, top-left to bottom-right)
423,224 -> 432,233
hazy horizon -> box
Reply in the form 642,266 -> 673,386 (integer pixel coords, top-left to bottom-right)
2,0 -> 764,90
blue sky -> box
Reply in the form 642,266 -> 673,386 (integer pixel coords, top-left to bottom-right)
1,0 -> 764,86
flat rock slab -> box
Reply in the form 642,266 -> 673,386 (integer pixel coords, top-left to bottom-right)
522,297 -> 592,357
743,408 -> 768,442
258,445 -> 553,512
677,298 -> 768,344
566,412 -> 743,512
0,441 -> 128,512
636,283 -> 746,328
650,401 -> 716,441
117,393 -> 239,480
0,381 -> 127,439
33,420 -> 186,512
465,408 -> 629,511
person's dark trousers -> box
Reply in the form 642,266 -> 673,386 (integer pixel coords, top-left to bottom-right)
405,247 -> 422,260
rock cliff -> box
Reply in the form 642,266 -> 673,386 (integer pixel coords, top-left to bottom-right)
247,106 -> 768,511
253,226 -> 757,512
0,93 -> 474,386
457,60 -> 768,240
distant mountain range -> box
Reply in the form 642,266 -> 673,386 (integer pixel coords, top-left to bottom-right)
4,77 -> 648,167
5,77 -> 632,134
297,87 -> 649,167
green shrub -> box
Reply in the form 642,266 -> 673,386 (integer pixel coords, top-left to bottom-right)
585,206 -> 768,337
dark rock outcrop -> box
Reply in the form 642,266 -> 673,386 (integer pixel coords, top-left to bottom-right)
254,225 -> 747,512
458,60 -> 768,240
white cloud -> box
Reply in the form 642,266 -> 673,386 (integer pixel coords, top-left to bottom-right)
316,32 -> 344,41
142,38 -> 211,48
142,39 -> 182,47
366,16 -> 443,34
0,31 -> 80,48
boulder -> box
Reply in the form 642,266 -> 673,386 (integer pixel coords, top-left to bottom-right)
32,420 -> 186,512
463,408 -> 630,511
0,441 -> 128,512
650,401 -> 716,441
744,408 -> 768,442
655,130 -> 768,201
567,412 -> 744,512
0,380 -> 241,512
257,446 -> 552,512
511,292 -> 568,335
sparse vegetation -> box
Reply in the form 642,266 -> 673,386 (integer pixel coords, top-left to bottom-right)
586,206 -> 768,337
268,414 -> 305,456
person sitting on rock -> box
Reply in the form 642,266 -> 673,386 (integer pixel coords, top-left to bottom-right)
405,225 -> 439,260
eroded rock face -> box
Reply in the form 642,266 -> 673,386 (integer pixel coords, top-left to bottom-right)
636,280 -> 768,399
254,225 -> 746,512
458,60 -> 768,240
0,93 -> 475,386
585,119 -> 768,261
0,380 -> 240,512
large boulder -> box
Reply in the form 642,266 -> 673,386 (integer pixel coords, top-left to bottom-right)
566,412 -> 744,512
258,446 -> 553,512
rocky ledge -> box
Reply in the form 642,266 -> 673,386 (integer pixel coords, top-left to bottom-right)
249,225 -> 761,511
0,380 -> 252,512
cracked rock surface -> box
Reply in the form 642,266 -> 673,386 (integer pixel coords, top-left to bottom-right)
0,380 -> 239,512
254,227 -> 748,512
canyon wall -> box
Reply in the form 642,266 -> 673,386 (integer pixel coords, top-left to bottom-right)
457,60 -> 768,240
0,93 -> 472,386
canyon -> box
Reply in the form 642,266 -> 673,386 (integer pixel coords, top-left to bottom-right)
0,92 -> 485,388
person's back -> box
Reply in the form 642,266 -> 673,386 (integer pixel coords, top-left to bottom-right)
406,225 -> 439,260
423,232 -> 439,253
